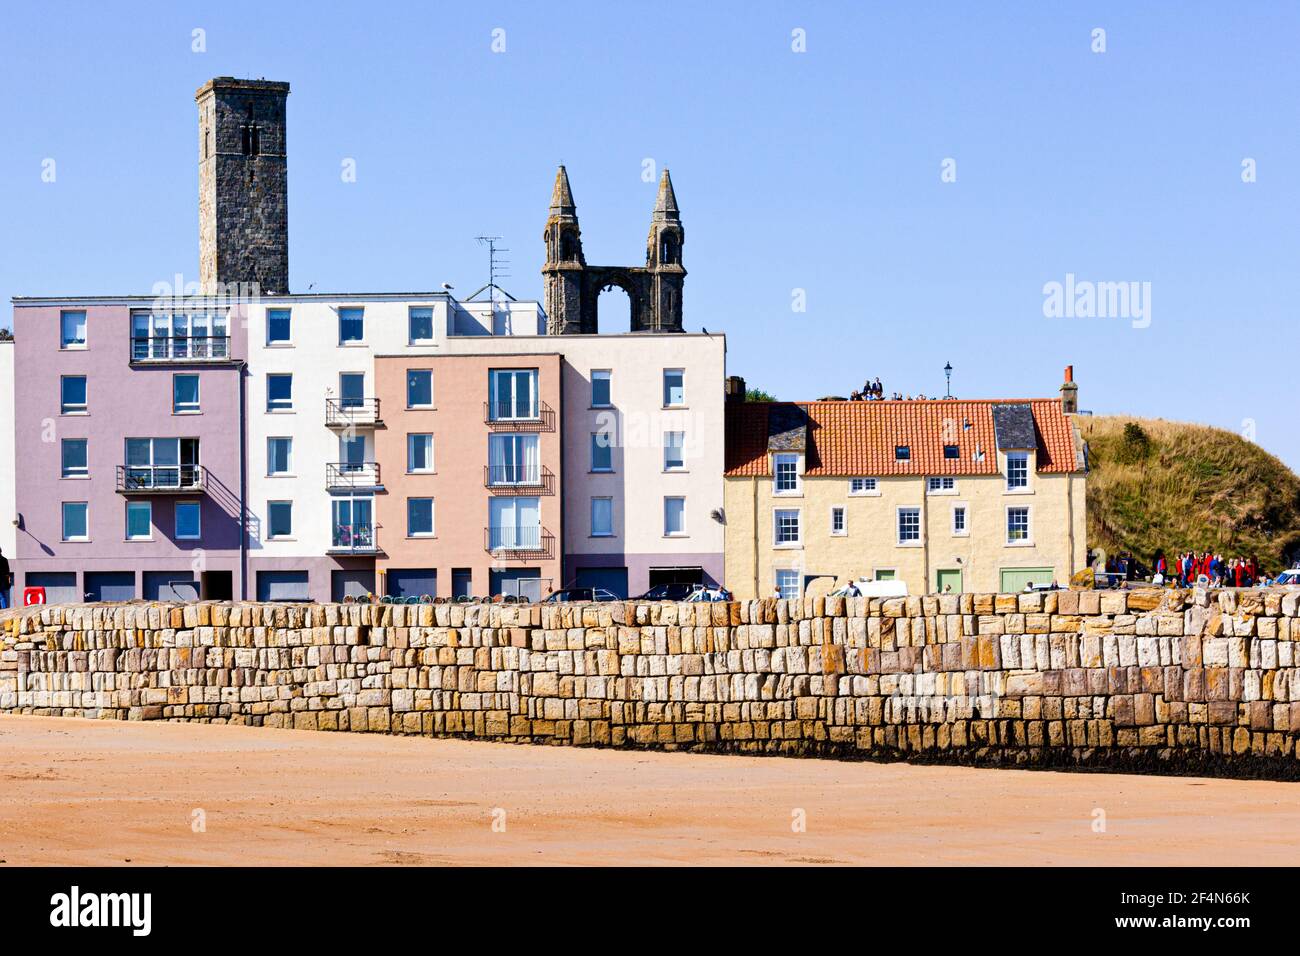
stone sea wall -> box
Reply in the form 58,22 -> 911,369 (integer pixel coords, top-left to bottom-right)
4,588 -> 1300,778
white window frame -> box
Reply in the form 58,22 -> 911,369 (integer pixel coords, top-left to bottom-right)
266,373 -> 293,412
407,433 -> 435,474
773,453 -> 802,495
266,500 -> 293,540
266,308 -> 292,346
591,496 -> 614,537
61,501 -> 89,542
896,506 -> 922,546
773,508 -> 802,547
125,500 -> 152,541
1005,451 -> 1031,492
1006,505 -> 1033,545
591,369 -> 612,408
775,568 -> 801,600
407,497 -> 435,538
662,368 -> 685,408
173,373 -> 200,414
488,368 -> 539,420
175,500 -> 202,541
408,306 -> 435,345
267,437 -> 293,476
338,306 -> 365,345
849,477 -> 879,496
61,438 -> 88,478
927,476 -> 956,495
951,502 -> 969,537
663,496 -> 687,537
61,375 -> 87,415
406,369 -> 434,409
830,505 -> 846,536
60,310 -> 87,349
663,431 -> 686,471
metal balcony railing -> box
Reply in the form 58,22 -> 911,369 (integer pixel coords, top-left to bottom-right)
130,335 -> 232,362
484,526 -> 554,559
484,464 -> 555,494
326,462 -> 381,489
483,400 -> 555,432
330,522 -> 379,553
325,397 -> 382,428
116,464 -> 207,494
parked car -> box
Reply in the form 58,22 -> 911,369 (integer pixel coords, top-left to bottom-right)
634,582 -> 703,601
543,587 -> 621,603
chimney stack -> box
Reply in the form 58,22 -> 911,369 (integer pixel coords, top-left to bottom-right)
725,375 -> 746,403
1060,365 -> 1079,414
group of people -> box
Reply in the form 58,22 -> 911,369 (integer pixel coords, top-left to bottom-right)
1155,552 -> 1263,588
849,378 -> 886,401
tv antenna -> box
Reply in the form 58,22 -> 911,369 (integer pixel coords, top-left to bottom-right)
467,236 -> 517,302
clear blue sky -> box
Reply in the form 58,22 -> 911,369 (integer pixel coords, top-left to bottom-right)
3,2 -> 1297,465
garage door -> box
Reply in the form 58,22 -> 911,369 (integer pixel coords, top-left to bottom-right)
257,570 -> 310,602
144,571 -> 199,601
85,571 -> 136,602
999,568 -> 1053,593
386,569 -> 436,599
332,569 -> 376,602
575,567 -> 629,598
490,568 -> 543,601
26,572 -> 78,604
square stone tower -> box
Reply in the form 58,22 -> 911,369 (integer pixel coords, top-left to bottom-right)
196,78 -> 290,294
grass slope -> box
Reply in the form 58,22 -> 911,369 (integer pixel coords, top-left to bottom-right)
1078,416 -> 1300,573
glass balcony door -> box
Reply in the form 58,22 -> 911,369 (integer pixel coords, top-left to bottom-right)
488,496 -> 540,549
488,369 -> 537,421
488,433 -> 539,485
124,437 -> 199,488
332,496 -> 374,551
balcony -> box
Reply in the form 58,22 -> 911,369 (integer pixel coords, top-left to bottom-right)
328,522 -> 380,554
326,398 -> 383,429
326,462 -> 381,490
483,401 -> 555,432
116,464 -> 207,495
484,464 -> 556,495
130,335 -> 233,364
484,526 -> 555,560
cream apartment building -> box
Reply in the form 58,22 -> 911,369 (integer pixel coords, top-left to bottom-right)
723,384 -> 1086,598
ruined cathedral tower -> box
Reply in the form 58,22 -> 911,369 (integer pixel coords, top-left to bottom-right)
197,78 -> 290,294
542,166 -> 686,334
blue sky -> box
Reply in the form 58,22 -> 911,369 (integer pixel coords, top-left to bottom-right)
3,2 -> 1298,465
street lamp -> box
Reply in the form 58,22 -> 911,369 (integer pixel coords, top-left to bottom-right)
944,362 -> 953,398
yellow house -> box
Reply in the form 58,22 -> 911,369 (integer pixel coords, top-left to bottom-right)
723,382 -> 1087,598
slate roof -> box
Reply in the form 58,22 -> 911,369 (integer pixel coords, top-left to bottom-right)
724,399 -> 1080,477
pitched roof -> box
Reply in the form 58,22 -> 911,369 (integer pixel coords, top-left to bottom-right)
724,399 -> 1080,477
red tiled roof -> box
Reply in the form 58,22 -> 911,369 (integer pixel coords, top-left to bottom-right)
724,399 -> 1080,477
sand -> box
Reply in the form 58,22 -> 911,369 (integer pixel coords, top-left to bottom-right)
1,714 -> 1298,866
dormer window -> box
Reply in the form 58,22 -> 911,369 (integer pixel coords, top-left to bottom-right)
773,453 -> 802,495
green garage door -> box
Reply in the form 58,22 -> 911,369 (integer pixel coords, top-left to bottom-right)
935,569 -> 963,594
1000,568 -> 1053,593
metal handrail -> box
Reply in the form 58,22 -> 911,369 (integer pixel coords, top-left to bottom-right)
325,461 -> 381,488
116,464 -> 206,492
130,335 -> 231,361
483,400 -> 555,431
484,526 -> 554,558
325,397 -> 382,426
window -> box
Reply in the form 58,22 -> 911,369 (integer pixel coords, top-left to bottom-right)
927,476 -> 955,493
61,376 -> 87,414
850,477 -> 878,495
591,370 -> 611,407
339,373 -> 365,408
895,445 -> 911,461
663,369 -> 685,407
663,431 -> 685,470
173,374 -> 200,414
61,439 -> 88,478
664,496 -> 686,536
409,307 -> 434,344
267,308 -> 291,345
60,310 -> 87,349
775,569 -> 801,600
407,497 -> 434,537
830,506 -> 846,536
267,437 -> 292,476
774,453 -> 801,494
338,434 -> 366,471
1006,452 -> 1029,490
591,497 -> 613,537
175,501 -> 201,540
267,374 -> 292,411
952,504 -> 968,536
489,433 -> 538,484
1007,506 -> 1031,543
488,496 -> 541,550
897,506 -> 921,544
591,432 -> 613,472
267,501 -> 293,539
407,434 -> 434,473
130,311 -> 228,360
338,307 -> 364,344
407,370 -> 433,408
488,368 -> 537,420
332,495 -> 374,550
62,502 -> 88,541
943,444 -> 960,460
126,501 -> 152,540
124,438 -> 200,489
774,508 -> 801,545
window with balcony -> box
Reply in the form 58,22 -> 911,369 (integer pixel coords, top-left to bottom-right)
489,433 -> 539,485
332,495 -> 374,551
61,376 -> 87,414
173,374 -> 200,414
131,311 -> 228,360
62,501 -> 88,541
488,496 -> 541,550
407,370 -> 433,408
126,500 -> 152,541
60,310 -> 87,349
267,308 -> 291,345
407,497 -> 434,537
339,373 -> 365,408
61,439 -> 88,478
175,501 -> 201,540
409,307 -> 434,344
124,438 -> 200,490
488,368 -> 537,420
267,374 -> 292,412
267,438 -> 292,476
591,370 -> 611,407
338,307 -> 364,344
407,434 -> 434,473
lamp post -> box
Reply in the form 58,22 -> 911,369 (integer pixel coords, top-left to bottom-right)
944,362 -> 953,399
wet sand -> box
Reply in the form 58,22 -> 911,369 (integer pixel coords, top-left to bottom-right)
1,714 -> 1298,866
